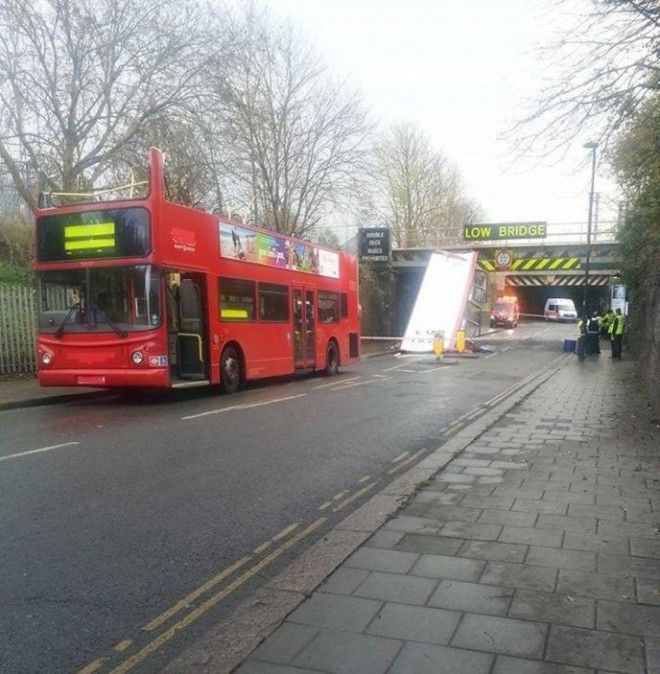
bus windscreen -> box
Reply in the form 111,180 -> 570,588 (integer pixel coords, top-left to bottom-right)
37,208 -> 150,262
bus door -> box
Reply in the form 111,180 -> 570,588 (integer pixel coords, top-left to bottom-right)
293,288 -> 316,369
166,272 -> 208,382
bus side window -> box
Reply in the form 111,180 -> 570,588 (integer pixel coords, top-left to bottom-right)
340,293 -> 348,319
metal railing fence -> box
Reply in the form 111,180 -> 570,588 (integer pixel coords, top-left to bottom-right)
0,285 -> 36,374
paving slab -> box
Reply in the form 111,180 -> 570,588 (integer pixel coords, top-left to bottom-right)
481,561 -> 557,592
597,600 -> 660,636
292,629 -> 401,674
451,613 -> 548,658
388,643 -> 493,674
526,546 -> 596,572
318,568 -> 369,595
546,625 -> 645,674
395,533 -> 464,556
409,553 -> 484,582
223,356 -> 659,674
353,570 -> 437,605
499,525 -> 564,547
364,602 -> 460,644
509,589 -> 595,628
287,593 -> 381,632
427,579 -> 514,616
458,540 -> 528,563
556,569 -> 635,602
636,577 -> 660,606
492,655 -> 595,674
248,623 -> 319,666
344,547 -> 418,574
237,662 -> 322,674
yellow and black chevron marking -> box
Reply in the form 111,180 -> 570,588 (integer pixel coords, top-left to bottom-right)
506,274 -> 610,287
478,257 -> 581,272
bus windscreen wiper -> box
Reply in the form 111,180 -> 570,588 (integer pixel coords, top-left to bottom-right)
94,316 -> 127,338
55,302 -> 81,338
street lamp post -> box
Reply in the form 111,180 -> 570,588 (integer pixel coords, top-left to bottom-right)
582,141 -> 598,314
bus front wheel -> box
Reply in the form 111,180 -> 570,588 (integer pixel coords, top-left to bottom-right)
220,345 -> 241,394
325,341 -> 339,376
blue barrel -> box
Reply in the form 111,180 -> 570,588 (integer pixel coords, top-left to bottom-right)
564,339 -> 577,353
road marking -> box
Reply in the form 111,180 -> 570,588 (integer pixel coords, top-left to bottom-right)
484,352 -> 497,359
419,366 -> 446,373
182,406 -> 237,420
319,500 -> 332,510
254,522 -> 299,554
331,380 -> 374,390
381,362 -> 409,372
386,448 -> 427,474
271,522 -> 299,542
314,376 -> 359,389
143,555 -> 251,632
332,483 -> 377,511
236,394 -> 306,410
465,408 -> 482,420
182,394 -> 306,420
332,490 -> 348,501
358,475 -> 371,484
76,659 -> 104,674
372,373 -> 386,378
0,441 -> 80,463
502,346 -> 511,352
110,518 -> 327,674
392,451 -> 410,463
397,368 -> 419,373
114,640 -> 133,653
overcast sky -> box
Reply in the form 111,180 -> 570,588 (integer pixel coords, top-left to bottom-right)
267,0 -> 619,237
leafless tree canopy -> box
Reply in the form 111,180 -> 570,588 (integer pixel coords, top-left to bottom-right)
0,0 -> 480,245
0,0 -> 220,208
372,124 -> 482,248
208,6 -> 371,238
516,0 -> 659,157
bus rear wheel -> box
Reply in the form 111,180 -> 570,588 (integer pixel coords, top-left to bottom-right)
220,345 -> 241,394
325,341 -> 339,376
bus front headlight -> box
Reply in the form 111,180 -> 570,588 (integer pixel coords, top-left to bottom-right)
131,351 -> 144,365
41,351 -> 53,365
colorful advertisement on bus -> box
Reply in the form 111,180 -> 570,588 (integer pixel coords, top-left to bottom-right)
219,222 -> 339,278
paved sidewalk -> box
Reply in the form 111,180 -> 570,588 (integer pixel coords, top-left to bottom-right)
237,356 -> 659,674
0,374 -> 105,409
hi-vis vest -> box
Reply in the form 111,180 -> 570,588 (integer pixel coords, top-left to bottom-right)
613,315 -> 626,336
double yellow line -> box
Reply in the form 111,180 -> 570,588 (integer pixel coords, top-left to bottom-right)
78,518 -> 326,674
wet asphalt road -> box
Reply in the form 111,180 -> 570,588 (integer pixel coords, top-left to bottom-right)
0,320 -> 574,674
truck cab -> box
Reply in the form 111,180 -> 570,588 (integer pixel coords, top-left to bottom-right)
490,296 -> 519,328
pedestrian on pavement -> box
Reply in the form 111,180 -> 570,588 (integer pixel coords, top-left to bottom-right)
587,311 -> 601,355
601,308 -> 613,340
611,308 -> 625,360
577,315 -> 587,360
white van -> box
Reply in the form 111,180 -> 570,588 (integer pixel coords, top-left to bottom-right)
544,298 -> 578,322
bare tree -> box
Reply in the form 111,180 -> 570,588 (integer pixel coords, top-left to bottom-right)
516,0 -> 659,157
372,123 -> 482,248
207,5 -> 371,238
0,0 -> 224,209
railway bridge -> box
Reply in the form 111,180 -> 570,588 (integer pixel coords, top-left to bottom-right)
385,224 -> 621,334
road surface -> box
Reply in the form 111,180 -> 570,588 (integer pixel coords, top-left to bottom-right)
0,320 -> 574,673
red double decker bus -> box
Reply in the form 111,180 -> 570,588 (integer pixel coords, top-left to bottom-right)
34,149 -> 360,393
